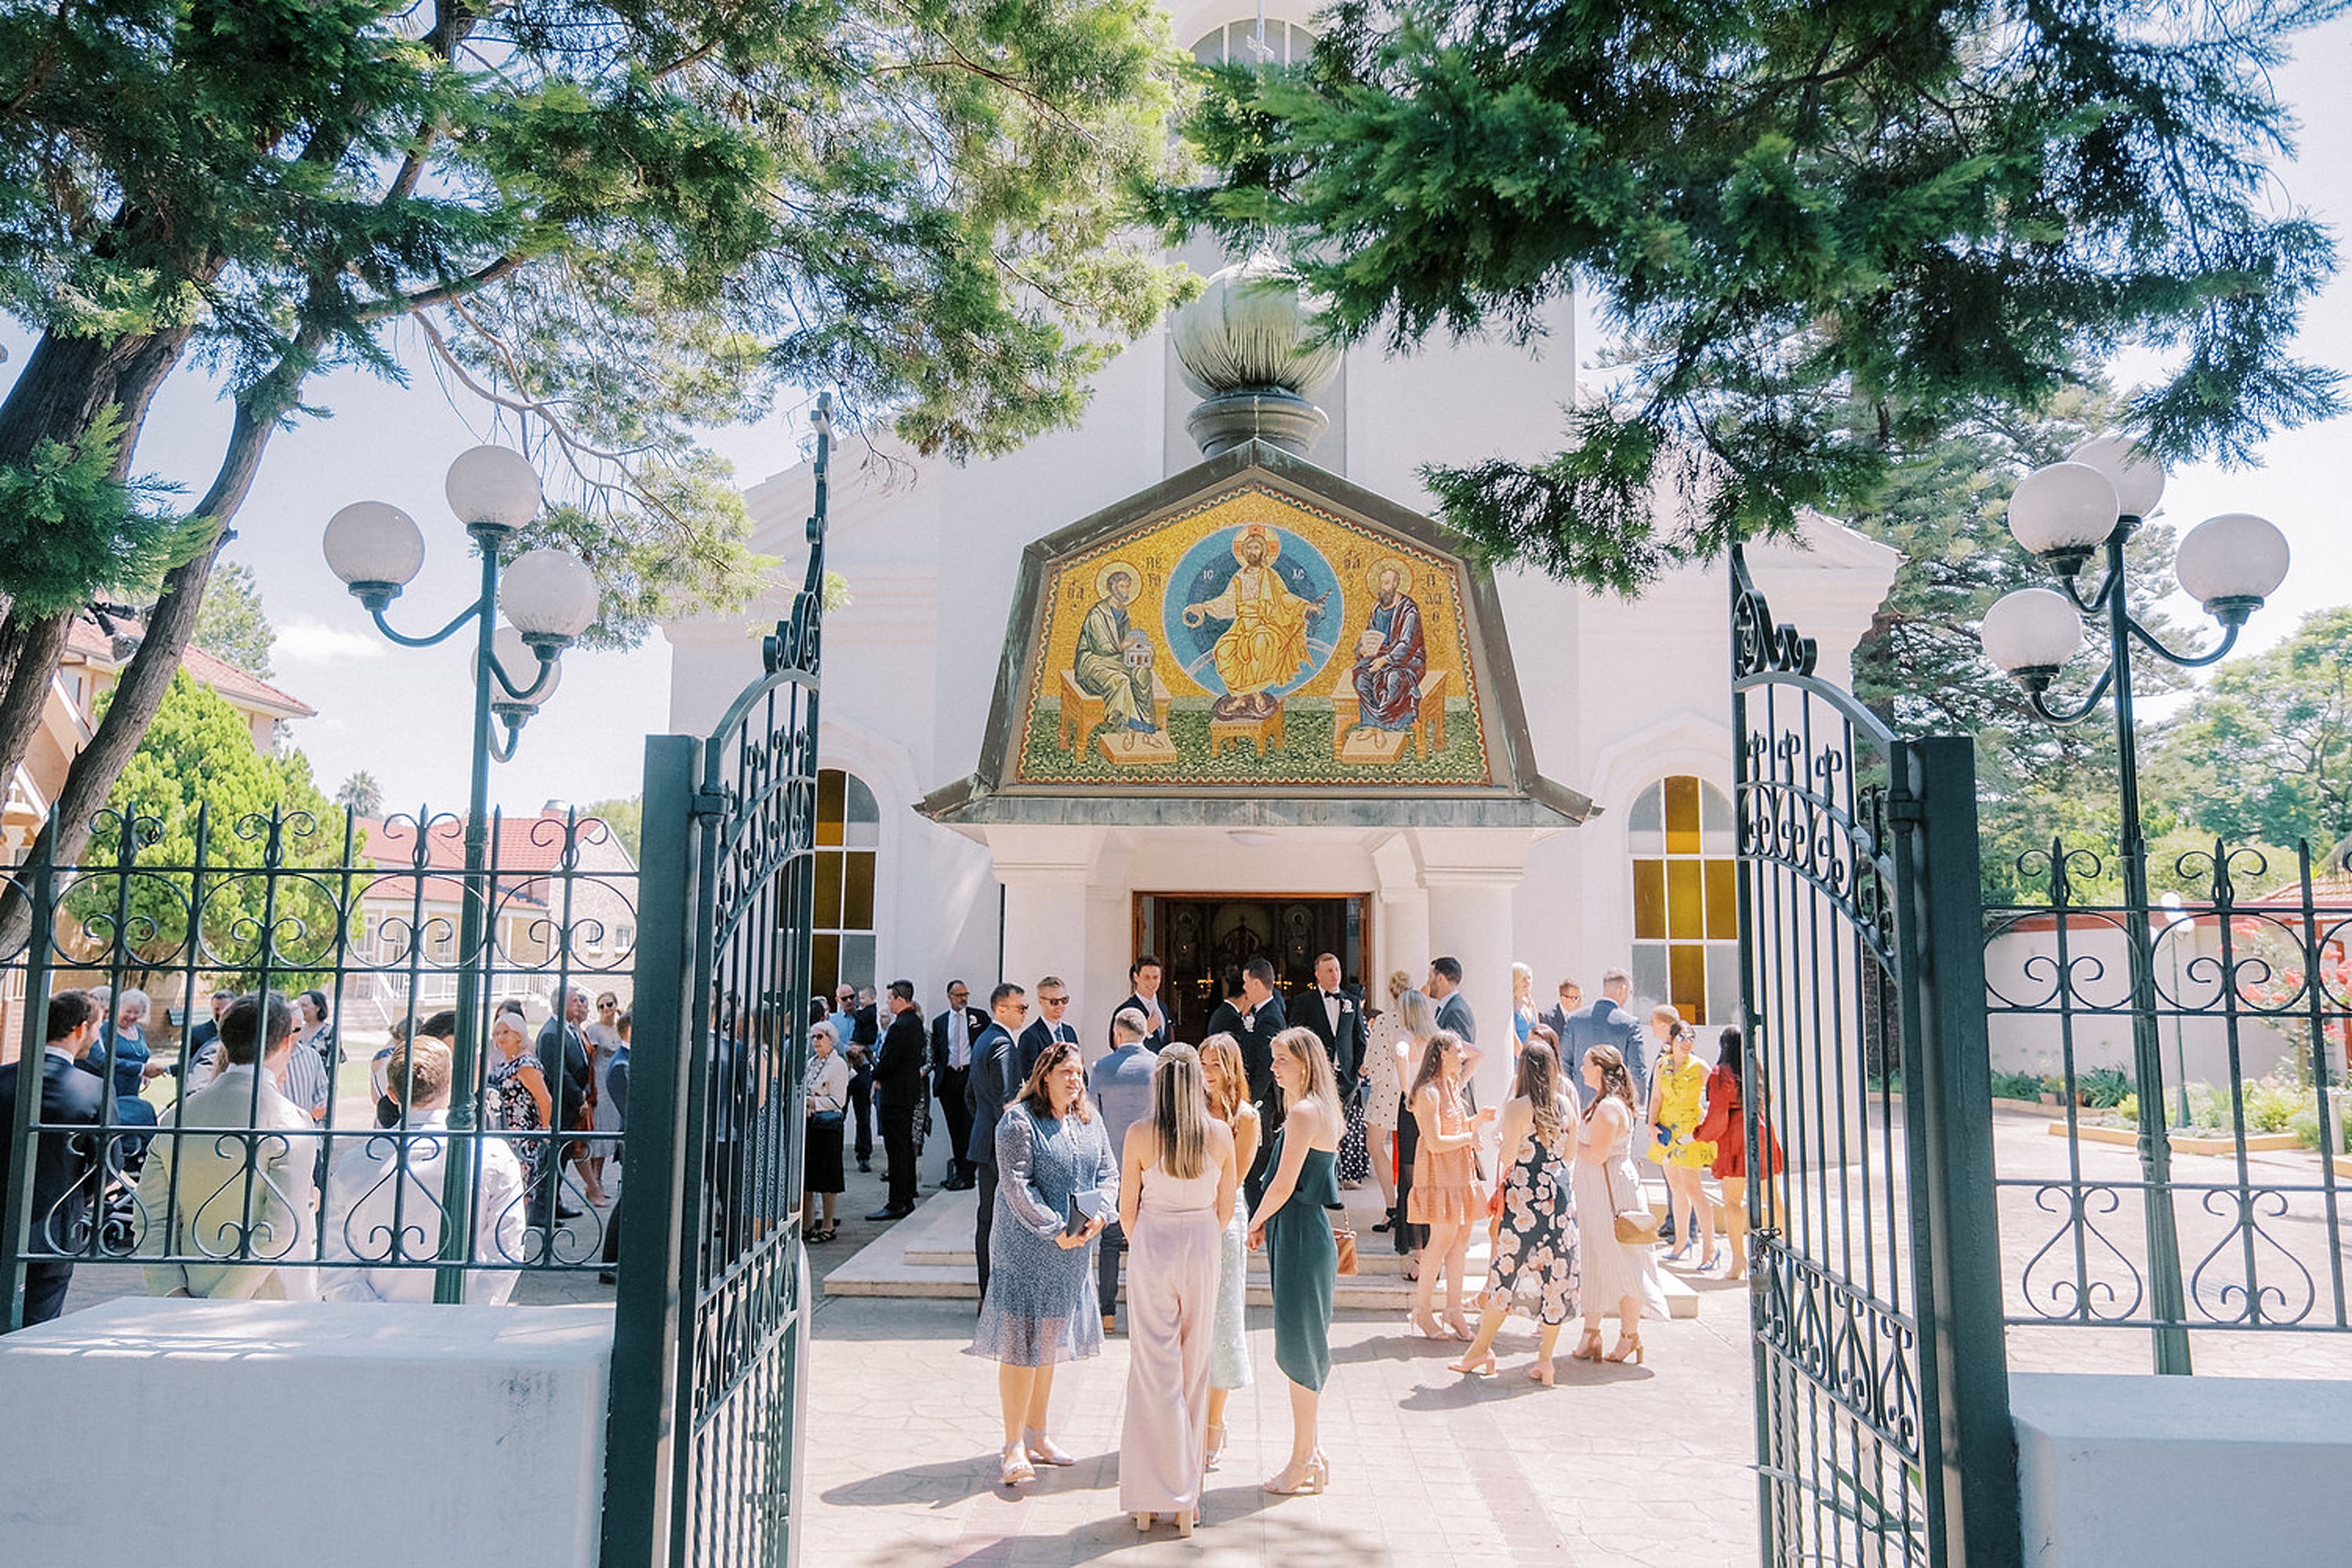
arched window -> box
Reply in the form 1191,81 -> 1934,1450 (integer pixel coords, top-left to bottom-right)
813,769 -> 879,997
1190,19 -> 1315,66
1629,775 -> 1739,1025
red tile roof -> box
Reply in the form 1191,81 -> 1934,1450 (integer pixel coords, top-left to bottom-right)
63,613 -> 314,718
356,811 -> 631,907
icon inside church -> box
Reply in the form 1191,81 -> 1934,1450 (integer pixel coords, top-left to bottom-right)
1017,483 -> 1491,786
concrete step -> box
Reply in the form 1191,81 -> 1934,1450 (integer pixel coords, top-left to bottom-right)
822,1184 -> 1703,1319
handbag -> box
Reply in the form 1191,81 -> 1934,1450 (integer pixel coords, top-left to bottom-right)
1331,1212 -> 1359,1276
1606,1155 -> 1663,1247
808,1109 -> 845,1132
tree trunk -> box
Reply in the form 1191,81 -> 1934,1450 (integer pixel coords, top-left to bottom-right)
0,611 -> 74,810
0,393 -> 285,953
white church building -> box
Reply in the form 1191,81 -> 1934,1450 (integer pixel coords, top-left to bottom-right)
661,0 -> 1899,1096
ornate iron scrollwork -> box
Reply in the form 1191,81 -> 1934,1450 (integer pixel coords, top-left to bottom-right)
1731,545 -> 1819,677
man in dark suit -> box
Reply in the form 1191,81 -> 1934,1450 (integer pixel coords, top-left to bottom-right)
848,986 -> 880,1171
537,985 -> 596,1219
1106,953 -> 1171,1053
929,981 -> 989,1190
869,980 -> 929,1220
1017,975 -> 1080,1086
1428,956 -> 1475,1046
1234,956 -> 1288,1207
1203,968 -> 1247,1044
0,989 -> 107,1324
1290,950 -> 1367,1094
964,982 -> 1029,1302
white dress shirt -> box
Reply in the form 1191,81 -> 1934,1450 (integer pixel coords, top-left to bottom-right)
137,1063 -> 321,1300
947,1009 -> 970,1070
318,1109 -> 526,1304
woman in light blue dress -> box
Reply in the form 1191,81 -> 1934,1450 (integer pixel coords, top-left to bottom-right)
971,1039 -> 1117,1489
1198,1033 -> 1261,1469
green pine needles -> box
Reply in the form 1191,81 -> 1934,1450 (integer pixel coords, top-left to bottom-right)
1161,0 -> 2346,591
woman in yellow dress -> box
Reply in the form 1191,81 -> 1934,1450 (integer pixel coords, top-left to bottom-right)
1643,1006 -> 1719,1268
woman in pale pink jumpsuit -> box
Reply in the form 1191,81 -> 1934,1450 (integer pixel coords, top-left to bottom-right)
1116,1044 -> 1240,1536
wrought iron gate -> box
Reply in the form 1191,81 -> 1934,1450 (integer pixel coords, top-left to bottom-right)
602,400 -> 831,1568
1730,549 -> 2019,1568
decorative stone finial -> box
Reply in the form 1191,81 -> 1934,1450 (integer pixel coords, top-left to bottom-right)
1171,257 -> 1340,457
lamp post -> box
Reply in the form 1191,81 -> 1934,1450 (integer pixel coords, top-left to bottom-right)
1983,435 -> 2290,1376
323,446 -> 600,1303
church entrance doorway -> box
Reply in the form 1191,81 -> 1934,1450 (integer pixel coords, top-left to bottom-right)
1132,891 -> 1370,1045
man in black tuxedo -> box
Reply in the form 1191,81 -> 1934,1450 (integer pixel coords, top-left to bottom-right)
1233,956 -> 1288,1207
1106,953 -> 1171,1052
1203,967 -> 1247,1044
1016,975 -> 1080,1086
848,985 -> 880,1171
929,981 -> 989,1190
869,980 -> 929,1220
174,984 -> 233,1084
0,989 -> 107,1324
964,982 -> 1029,1301
1290,950 -> 1367,1098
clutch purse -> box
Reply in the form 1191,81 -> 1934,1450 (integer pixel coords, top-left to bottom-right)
1331,1212 -> 1359,1276
1065,1189 -> 1110,1238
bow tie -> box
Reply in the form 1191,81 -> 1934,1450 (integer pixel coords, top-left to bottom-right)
1323,991 -> 1341,1001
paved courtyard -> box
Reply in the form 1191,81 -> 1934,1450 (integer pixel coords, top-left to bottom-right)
797,1287 -> 1761,1568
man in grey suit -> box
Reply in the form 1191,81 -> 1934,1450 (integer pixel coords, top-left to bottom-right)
1558,967 -> 1648,1104
1091,1008 -> 1158,1334
964,982 -> 1029,1304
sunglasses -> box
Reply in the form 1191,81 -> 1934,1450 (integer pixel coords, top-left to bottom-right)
1040,996 -> 1069,1007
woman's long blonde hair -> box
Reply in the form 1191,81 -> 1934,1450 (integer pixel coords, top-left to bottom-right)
1273,1025 -> 1337,1112
1397,987 -> 1438,1043
1197,1033 -> 1248,1124
1149,1043 -> 1210,1180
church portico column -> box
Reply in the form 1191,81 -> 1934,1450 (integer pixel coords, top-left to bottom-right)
1417,832 -> 1530,1109
985,826 -> 1106,1005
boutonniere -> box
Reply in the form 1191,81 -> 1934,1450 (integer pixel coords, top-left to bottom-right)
1340,1000 -> 1355,1013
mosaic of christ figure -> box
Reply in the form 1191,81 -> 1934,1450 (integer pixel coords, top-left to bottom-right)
1181,524 -> 1325,721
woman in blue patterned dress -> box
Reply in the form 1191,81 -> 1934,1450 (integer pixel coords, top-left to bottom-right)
1197,1033 -> 1260,1470
1448,1038 -> 1581,1385
971,1039 -> 1117,1489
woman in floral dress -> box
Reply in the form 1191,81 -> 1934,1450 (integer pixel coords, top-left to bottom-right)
1449,1039 -> 1581,1384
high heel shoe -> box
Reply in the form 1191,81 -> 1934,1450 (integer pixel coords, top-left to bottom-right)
1022,1428 -> 1075,1466
1448,1350 -> 1498,1377
1569,1327 -> 1604,1362
1263,1454 -> 1328,1496
1133,1512 -> 1156,1531
1605,1331 -> 1646,1365
1178,1507 -> 1197,1538
1410,1310 -> 1446,1340
1000,1443 -> 1036,1488
1526,1358 -> 1556,1387
1443,1311 -> 1472,1341
1204,1423 -> 1228,1472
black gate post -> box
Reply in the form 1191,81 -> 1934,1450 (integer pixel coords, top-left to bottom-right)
1894,737 -> 2020,1568
601,735 -> 702,1565
1,826 -> 57,1333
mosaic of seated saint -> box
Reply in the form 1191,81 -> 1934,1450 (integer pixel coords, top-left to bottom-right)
1350,559 -> 1426,736
1181,523 -> 1326,722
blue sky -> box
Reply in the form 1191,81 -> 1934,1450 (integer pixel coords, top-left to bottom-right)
8,15 -> 2352,815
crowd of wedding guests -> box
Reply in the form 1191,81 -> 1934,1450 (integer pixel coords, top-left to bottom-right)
895,949 -> 1780,1533
0,979 -> 632,1322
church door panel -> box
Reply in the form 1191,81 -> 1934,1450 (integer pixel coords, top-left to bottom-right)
1133,892 -> 1370,1045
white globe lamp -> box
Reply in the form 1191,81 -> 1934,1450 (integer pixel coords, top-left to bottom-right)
445,445 -> 543,533
1982,588 -> 2085,691
323,502 -> 426,607
500,548 -> 601,647
477,622 -> 561,715
2067,435 -> 2167,521
2008,462 -> 2120,575
2175,513 -> 2289,626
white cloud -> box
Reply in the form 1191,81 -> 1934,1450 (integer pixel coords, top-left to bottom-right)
274,617 -> 389,663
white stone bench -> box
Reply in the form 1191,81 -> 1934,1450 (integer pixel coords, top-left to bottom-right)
0,1298 -> 612,1568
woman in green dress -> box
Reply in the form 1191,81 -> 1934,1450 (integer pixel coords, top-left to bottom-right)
1248,1025 -> 1341,1497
